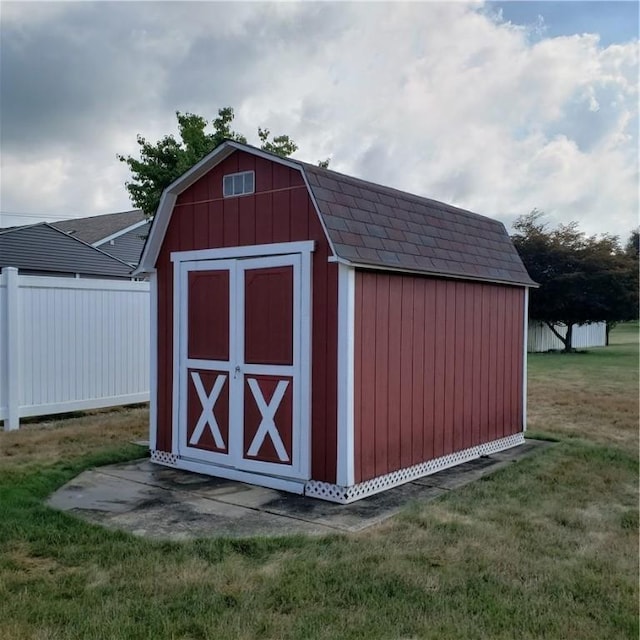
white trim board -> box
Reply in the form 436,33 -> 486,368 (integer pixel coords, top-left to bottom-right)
150,451 -> 306,495
327,256 -> 536,289
149,270 -> 158,451
305,433 -> 526,503
522,287 -> 529,432
336,264 -> 355,486
93,219 -> 149,247
170,240 -> 315,264
150,433 -> 525,504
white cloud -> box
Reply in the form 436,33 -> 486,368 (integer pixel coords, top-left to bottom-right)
1,1 -> 637,238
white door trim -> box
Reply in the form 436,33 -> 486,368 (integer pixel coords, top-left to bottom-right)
170,240 -> 315,264
171,242 -> 313,482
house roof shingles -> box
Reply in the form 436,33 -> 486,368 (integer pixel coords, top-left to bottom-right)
0,223 -> 134,278
53,209 -> 145,244
95,222 -> 151,266
300,162 -> 535,287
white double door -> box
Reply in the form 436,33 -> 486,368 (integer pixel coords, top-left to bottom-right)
176,252 -> 310,480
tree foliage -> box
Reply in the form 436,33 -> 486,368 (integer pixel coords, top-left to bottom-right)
512,211 -> 638,352
118,108 -> 298,216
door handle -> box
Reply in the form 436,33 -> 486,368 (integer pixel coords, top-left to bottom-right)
234,365 -> 241,379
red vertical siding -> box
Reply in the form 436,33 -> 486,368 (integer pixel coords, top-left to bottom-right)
409,281 -> 425,466
399,278 -> 414,470
432,282 -> 446,458
244,266 -> 293,366
188,271 -> 229,361
422,282 -> 437,462
354,270 -> 525,483
373,275 -> 390,477
357,273 -> 377,480
154,150 -> 339,483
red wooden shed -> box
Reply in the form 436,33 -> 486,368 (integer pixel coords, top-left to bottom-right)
135,140 -> 536,503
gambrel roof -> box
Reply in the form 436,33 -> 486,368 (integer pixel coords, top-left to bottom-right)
136,141 -> 536,287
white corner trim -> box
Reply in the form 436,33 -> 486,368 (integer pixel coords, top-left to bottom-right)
305,433 -> 526,503
299,245 -> 313,480
171,260 -> 181,458
134,192 -> 177,275
93,219 -> 149,247
336,264 -> 355,486
149,270 -> 158,450
523,287 -> 529,432
170,240 -> 315,264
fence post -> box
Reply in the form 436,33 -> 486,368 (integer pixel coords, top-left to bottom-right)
4,267 -> 20,430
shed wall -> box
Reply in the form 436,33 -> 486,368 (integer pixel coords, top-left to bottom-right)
354,271 -> 524,483
155,151 -> 339,483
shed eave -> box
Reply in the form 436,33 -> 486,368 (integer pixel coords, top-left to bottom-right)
328,255 -> 538,288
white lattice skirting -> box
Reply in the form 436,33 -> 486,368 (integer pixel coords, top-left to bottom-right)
304,432 -> 526,503
150,449 -> 178,465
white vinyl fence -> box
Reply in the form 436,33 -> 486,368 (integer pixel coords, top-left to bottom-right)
528,321 -> 606,352
0,267 -> 150,430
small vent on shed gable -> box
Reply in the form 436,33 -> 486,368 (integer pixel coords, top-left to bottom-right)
223,171 -> 255,197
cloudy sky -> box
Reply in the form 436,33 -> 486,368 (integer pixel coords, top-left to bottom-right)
1,1 -> 638,239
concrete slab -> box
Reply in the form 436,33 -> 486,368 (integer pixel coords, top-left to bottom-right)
47,469 -> 160,514
47,438 -> 551,540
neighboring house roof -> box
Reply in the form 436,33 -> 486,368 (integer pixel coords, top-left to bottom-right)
136,141 -> 536,287
92,221 -> 151,266
0,223 -> 135,278
53,209 -> 149,266
53,209 -> 146,244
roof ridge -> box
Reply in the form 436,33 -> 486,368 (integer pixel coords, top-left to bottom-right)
53,209 -> 143,224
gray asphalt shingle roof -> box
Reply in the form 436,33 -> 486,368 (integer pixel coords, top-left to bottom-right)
0,223 -> 135,278
95,222 -> 151,266
53,209 -> 145,244
300,162 -> 535,287
137,140 -> 535,287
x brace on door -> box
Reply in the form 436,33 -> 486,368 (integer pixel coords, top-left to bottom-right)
190,372 -> 226,449
246,378 -> 290,462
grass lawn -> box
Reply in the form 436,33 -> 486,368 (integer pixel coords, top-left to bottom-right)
0,326 -> 637,639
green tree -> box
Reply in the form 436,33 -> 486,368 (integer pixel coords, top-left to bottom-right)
512,211 -> 638,352
118,108 -> 298,216
625,228 -> 639,258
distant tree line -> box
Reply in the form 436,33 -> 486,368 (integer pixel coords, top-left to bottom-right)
511,211 -> 638,352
